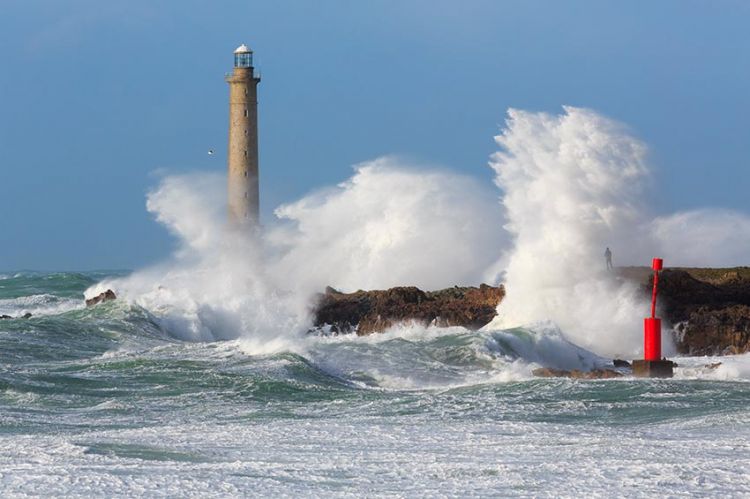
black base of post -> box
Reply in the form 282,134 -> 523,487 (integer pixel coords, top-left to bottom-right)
631,359 -> 675,378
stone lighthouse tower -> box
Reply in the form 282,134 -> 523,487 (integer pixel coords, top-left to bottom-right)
226,44 -> 261,226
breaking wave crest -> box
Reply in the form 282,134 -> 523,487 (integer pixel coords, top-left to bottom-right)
71,106 -> 750,366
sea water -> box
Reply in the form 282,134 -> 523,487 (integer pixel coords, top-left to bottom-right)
1,271 -> 749,497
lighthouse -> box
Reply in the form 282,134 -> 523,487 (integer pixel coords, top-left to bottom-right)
226,44 -> 261,226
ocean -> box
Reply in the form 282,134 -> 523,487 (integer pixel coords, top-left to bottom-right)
1,271 -> 749,497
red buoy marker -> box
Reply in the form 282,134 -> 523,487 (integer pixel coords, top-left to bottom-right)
644,258 -> 663,361
632,257 -> 674,378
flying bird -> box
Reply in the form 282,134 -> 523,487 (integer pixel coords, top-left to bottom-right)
208,150 -> 214,155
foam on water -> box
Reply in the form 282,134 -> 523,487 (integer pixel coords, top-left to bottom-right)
2,343 -> 750,498
2,412 -> 750,497
0,293 -> 83,316
5,272 -> 750,496
5,106 -> 750,495
79,108 -> 750,366
673,352 -> 750,381
486,107 -> 657,359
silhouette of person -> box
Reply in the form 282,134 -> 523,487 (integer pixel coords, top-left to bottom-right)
605,247 -> 613,270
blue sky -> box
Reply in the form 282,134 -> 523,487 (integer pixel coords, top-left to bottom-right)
1,0 -> 748,270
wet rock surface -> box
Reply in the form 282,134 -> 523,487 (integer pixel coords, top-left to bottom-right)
0,313 -> 32,320
618,267 -> 750,356
675,305 -> 750,356
76,266 -> 750,357
313,284 -> 504,336
85,289 -> 117,307
652,269 -> 750,356
531,367 -> 623,379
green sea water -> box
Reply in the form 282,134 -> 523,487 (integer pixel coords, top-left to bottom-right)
1,271 -> 749,497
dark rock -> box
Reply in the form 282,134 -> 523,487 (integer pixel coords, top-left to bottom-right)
86,289 -> 117,307
532,367 -> 623,379
632,359 -> 675,378
312,284 -> 504,335
0,313 -> 31,320
532,367 -> 568,378
613,359 -> 631,368
651,270 -> 747,324
674,305 -> 750,356
619,267 -> 750,357
652,269 -> 750,356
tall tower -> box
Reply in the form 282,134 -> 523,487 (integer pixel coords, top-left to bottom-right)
226,44 -> 261,226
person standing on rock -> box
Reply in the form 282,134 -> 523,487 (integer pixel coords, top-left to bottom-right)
605,247 -> 613,270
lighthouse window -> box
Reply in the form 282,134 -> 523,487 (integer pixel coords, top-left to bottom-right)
244,108 -> 248,117
244,171 -> 248,178
235,52 -> 252,68
244,129 -> 248,136
244,150 -> 248,157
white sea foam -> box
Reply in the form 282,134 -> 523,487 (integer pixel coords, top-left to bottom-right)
1,407 -> 749,497
487,321 -> 609,371
86,106 -> 750,366
268,157 -> 506,292
296,322 -> 612,391
484,107 -> 661,359
90,158 -> 505,350
482,107 -> 750,360
0,294 -> 83,317
674,352 -> 750,381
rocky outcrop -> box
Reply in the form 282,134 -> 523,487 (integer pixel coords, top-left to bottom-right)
85,289 -> 116,307
652,270 -> 750,323
313,284 -> 504,335
73,266 -> 750,356
531,367 -> 623,379
674,305 -> 750,356
636,268 -> 750,356
0,313 -> 32,320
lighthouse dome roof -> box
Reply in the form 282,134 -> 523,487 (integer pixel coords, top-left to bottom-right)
234,44 -> 252,54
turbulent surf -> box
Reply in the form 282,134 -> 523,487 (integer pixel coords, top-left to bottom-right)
2,271 -> 750,496
4,107 -> 750,495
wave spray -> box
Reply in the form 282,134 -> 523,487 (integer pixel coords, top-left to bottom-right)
487,107 -> 657,358
87,106 -> 750,360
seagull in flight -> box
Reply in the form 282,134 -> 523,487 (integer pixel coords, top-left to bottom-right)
208,149 -> 214,155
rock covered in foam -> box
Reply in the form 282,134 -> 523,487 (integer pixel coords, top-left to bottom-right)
313,284 -> 504,335
532,367 -> 623,379
0,312 -> 32,320
85,289 -> 117,307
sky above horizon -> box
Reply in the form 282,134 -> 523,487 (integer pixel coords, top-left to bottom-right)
1,0 -> 748,270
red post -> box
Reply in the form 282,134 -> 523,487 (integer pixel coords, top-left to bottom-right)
644,318 -> 661,360
644,258 -> 663,361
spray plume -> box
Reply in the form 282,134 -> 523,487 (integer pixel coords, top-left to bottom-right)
88,106 -> 750,360
90,158 -> 505,351
487,106 -> 657,357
